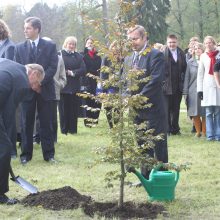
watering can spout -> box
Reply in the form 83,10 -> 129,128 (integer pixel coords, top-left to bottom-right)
127,167 -> 152,196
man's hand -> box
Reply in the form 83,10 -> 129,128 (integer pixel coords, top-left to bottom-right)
198,92 -> 203,100
67,70 -> 76,77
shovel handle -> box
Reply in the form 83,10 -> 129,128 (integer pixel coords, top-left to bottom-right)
9,165 -> 17,181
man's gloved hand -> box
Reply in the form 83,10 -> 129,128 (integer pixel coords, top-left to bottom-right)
198,92 -> 203,100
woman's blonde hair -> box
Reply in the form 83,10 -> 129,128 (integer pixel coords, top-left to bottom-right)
195,42 -> 205,51
203,36 -> 217,45
62,36 -> 77,50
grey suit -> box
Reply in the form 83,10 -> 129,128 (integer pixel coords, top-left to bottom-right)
0,58 -> 29,194
183,58 -> 205,117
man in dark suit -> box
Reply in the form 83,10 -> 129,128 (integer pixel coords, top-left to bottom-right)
126,25 -> 168,180
14,17 -> 58,164
0,19 -> 18,157
0,58 -> 44,204
163,34 -> 187,135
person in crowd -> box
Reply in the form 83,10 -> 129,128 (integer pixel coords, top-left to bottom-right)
14,17 -> 58,164
0,58 -> 44,204
164,34 -> 187,135
214,59 -> 220,87
126,25 -> 168,180
42,37 -> 67,142
185,37 -> 199,62
197,36 -> 220,141
59,36 -> 86,134
0,19 -> 18,158
0,19 -> 15,60
81,36 -> 102,127
100,41 -> 120,128
183,43 -> 206,137
185,37 -> 199,133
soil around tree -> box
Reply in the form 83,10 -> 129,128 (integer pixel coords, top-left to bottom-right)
21,186 -> 166,219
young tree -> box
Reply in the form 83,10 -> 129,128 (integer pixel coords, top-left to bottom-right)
79,0 -> 162,207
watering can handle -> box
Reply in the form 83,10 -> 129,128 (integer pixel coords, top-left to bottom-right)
175,171 -> 179,186
152,163 -> 163,173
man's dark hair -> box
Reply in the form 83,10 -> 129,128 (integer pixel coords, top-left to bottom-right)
24,17 -> 42,33
167,34 -> 177,40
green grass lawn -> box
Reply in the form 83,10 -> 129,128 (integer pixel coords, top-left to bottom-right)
1,105 -> 220,220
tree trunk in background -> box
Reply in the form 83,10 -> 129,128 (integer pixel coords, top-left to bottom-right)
78,0 -> 86,42
176,0 -> 184,40
198,0 -> 204,40
102,0 -> 109,45
214,0 -> 220,34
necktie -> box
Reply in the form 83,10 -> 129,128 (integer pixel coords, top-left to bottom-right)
32,41 -> 37,58
133,53 -> 139,68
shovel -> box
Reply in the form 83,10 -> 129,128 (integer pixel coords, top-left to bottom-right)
9,165 -> 38,194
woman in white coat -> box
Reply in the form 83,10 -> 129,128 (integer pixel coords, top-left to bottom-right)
197,36 -> 220,141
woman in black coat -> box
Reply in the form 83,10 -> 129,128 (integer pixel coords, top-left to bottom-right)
59,36 -> 86,134
81,36 -> 102,127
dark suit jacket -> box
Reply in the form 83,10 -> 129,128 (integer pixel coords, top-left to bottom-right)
81,48 -> 101,95
0,38 -> 15,60
15,38 -> 58,100
125,48 -> 166,120
0,58 -> 30,149
163,47 -> 187,95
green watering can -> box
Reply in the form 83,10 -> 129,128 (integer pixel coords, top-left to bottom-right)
128,165 -> 179,201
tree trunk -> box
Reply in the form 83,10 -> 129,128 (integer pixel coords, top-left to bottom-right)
102,0 -> 109,45
176,0 -> 184,40
198,0 -> 204,40
119,134 -> 125,207
118,58 -> 125,208
214,0 -> 220,34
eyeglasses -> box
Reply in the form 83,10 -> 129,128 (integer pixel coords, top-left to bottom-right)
128,37 -> 141,41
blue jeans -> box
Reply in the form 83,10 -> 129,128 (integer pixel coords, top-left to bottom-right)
206,106 -> 220,141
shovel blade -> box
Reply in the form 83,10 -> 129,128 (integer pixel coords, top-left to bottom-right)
11,176 -> 38,194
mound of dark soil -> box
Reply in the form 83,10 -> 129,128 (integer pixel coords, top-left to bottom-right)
21,186 -> 166,219
83,201 -> 165,219
21,186 -> 92,210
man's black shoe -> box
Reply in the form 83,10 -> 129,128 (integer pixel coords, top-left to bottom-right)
46,157 -> 58,163
0,194 -> 18,205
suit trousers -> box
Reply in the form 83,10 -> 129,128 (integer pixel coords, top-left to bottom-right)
20,94 -> 55,161
134,115 -> 168,179
59,93 -> 79,134
0,115 -> 11,194
166,92 -> 182,134
52,101 -> 58,142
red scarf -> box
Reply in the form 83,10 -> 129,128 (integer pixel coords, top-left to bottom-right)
206,50 -> 219,75
88,48 -> 96,59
